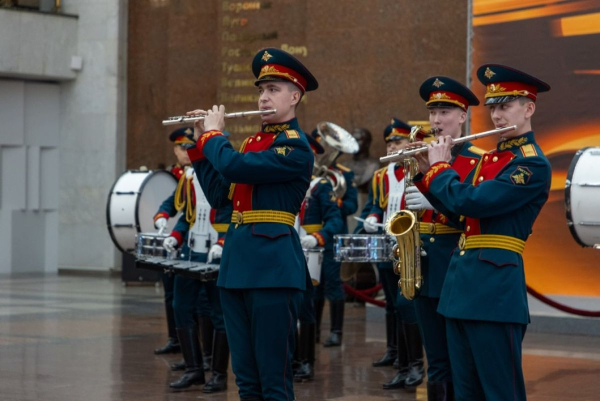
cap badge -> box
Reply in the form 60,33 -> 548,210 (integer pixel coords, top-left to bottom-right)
261,51 -> 273,62
184,128 -> 192,135
484,67 -> 496,80
432,78 -> 445,88
487,83 -> 507,94
432,92 -> 451,100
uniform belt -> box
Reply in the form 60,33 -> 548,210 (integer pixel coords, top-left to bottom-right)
231,210 -> 296,227
419,222 -> 462,235
458,234 -> 526,255
211,223 -> 230,233
301,224 -> 323,234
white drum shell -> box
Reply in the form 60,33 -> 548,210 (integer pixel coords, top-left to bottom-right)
107,170 -> 178,252
566,147 -> 600,248
334,234 -> 393,262
303,248 -> 324,286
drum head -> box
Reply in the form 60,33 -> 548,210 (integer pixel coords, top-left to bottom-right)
565,147 -> 600,248
107,170 -> 178,253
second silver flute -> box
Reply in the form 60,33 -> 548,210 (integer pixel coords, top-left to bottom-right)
162,109 -> 277,126
379,125 -> 517,163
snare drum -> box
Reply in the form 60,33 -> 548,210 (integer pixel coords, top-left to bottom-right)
106,170 -> 178,253
334,234 -> 393,262
171,261 -> 220,282
303,248 -> 324,286
565,147 -> 600,248
136,232 -> 177,259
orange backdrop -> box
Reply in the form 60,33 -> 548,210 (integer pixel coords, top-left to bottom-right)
471,0 -> 600,296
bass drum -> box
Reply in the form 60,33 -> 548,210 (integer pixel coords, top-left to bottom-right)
107,170 -> 178,253
565,147 -> 600,248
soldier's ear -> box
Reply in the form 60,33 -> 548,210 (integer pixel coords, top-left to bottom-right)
524,101 -> 536,119
458,110 -> 467,124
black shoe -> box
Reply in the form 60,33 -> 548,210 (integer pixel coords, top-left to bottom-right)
203,330 -> 229,393
382,368 -> 409,390
169,327 -> 205,389
294,322 -> 316,382
404,322 -> 424,391
404,360 -> 424,391
323,300 -> 344,347
294,361 -> 314,382
373,314 -> 397,367
170,360 -> 185,371
323,331 -> 342,347
154,337 -> 180,355
198,316 -> 214,372
427,381 -> 455,401
203,355 -> 212,372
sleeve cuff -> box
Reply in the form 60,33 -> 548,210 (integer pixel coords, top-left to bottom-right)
367,213 -> 380,223
313,232 -> 326,247
154,212 -> 169,221
216,237 -> 225,246
171,231 -> 183,246
187,130 -> 225,162
423,162 -> 452,192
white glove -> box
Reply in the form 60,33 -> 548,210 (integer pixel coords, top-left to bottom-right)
300,235 -> 318,249
405,186 -> 433,211
154,217 -> 167,230
163,236 -> 179,252
364,216 -> 379,233
207,244 -> 223,263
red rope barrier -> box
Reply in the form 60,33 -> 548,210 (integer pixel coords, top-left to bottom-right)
343,283 -> 386,307
526,285 -> 600,318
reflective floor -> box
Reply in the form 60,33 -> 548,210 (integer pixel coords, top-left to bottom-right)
0,274 -> 599,401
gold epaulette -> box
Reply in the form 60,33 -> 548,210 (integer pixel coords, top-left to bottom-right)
335,162 -> 351,172
520,144 -> 538,157
467,146 -> 487,156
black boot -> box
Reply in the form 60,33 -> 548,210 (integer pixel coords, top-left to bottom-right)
292,327 -> 301,375
155,301 -> 180,354
171,360 -> 185,371
404,322 -> 424,391
198,316 -> 214,371
373,314 -> 397,367
324,300 -> 344,347
383,322 -> 409,390
203,331 -> 229,393
169,327 -> 205,389
427,381 -> 455,401
294,322 -> 315,382
314,298 -> 325,343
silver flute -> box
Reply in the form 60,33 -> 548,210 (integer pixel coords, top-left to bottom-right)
379,125 -> 517,163
162,109 -> 277,126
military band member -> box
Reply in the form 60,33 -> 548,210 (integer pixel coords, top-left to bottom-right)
152,128 -> 196,356
160,140 -> 232,393
363,119 -> 424,391
405,77 -> 483,401
310,128 -> 358,347
413,64 -> 552,401
295,135 -> 344,381
186,48 -> 318,401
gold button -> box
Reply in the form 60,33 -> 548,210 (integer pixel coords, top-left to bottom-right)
484,156 -> 488,162
478,176 -> 484,182
459,251 -> 465,256
492,156 -> 498,162
466,226 -> 470,232
429,237 -> 435,243
257,136 -> 262,141
470,160 -> 475,165
236,201 -> 240,206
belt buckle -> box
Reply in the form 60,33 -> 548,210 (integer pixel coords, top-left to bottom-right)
429,223 -> 436,235
234,211 -> 243,228
458,234 -> 466,250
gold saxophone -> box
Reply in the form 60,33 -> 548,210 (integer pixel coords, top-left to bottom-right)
384,126 -> 432,300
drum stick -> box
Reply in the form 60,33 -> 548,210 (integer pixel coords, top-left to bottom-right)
158,227 -> 165,235
353,216 -> 384,228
